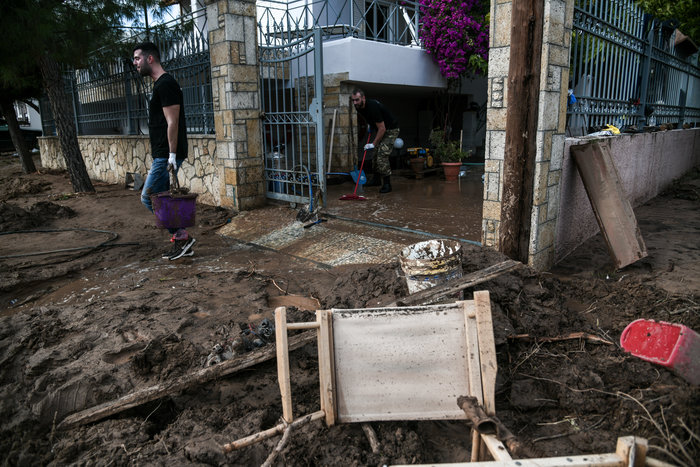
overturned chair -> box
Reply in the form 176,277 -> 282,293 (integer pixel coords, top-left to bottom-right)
222,291 -> 655,466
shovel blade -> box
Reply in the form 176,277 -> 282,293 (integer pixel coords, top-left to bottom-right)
350,169 -> 366,185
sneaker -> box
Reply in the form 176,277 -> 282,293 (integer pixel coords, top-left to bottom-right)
178,249 -> 194,258
162,237 -> 180,259
169,237 -> 196,260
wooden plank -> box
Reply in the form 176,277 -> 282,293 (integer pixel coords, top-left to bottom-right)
571,140 -> 648,269
385,260 -> 521,307
316,312 -> 327,417
481,434 -> 512,462
222,410 -> 325,453
474,291 -> 496,416
317,310 -> 336,426
287,322 -> 320,330
391,452 -> 623,466
471,429 -> 482,462
615,436 -> 648,467
331,305 -> 471,422
327,109 -> 337,172
275,307 -> 293,423
462,300 -> 484,462
327,310 -> 337,423
58,329 -> 316,429
268,294 -> 320,312
474,291 -> 497,461
462,301 -> 483,404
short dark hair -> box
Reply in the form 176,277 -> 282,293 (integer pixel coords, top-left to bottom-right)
351,88 -> 365,97
133,42 -> 161,62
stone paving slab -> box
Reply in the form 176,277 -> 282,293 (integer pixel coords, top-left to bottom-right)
217,205 -> 428,267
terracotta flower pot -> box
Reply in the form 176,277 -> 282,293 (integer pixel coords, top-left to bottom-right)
442,162 -> 461,182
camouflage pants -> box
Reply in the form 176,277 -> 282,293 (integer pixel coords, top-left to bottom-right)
373,128 -> 400,176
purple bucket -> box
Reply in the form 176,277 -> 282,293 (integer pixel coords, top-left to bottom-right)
151,192 -> 198,229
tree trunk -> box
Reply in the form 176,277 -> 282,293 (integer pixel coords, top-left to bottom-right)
39,54 -> 94,193
0,97 -> 37,174
499,0 -> 544,263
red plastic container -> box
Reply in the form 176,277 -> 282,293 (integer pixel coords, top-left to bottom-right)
150,192 -> 198,229
620,319 -> 699,385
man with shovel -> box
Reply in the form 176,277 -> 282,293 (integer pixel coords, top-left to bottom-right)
133,41 -> 195,260
351,88 -> 400,193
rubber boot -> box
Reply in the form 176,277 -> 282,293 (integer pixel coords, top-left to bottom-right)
365,174 -> 381,187
379,176 -> 392,193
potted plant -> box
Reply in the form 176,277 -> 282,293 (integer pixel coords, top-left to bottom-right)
429,129 -> 469,181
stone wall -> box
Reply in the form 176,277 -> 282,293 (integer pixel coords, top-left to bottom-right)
38,135 -> 220,206
557,128 -> 700,263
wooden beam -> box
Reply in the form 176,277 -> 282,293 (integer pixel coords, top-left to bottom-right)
462,300 -> 484,462
275,307 -> 293,423
474,291 -> 497,416
570,141 -> 648,269
287,322 -> 320,330
384,260 -> 521,307
499,0 -> 545,262
391,452 -> 624,467
222,410 -> 325,453
615,436 -> 648,467
480,433 -> 512,462
58,330 -> 316,430
317,310 -> 336,426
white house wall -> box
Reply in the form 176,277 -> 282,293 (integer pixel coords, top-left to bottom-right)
323,38 -> 446,88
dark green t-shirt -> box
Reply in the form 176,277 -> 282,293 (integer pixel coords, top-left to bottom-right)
148,73 -> 187,160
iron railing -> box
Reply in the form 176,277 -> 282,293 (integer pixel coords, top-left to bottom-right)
256,0 -> 421,47
40,7 -> 213,136
568,0 -> 700,135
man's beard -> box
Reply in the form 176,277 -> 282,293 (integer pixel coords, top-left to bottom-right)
138,63 -> 151,77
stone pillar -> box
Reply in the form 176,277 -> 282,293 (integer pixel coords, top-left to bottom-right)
481,0 -> 511,250
482,0 -> 573,271
322,73 -> 357,172
205,0 -> 265,210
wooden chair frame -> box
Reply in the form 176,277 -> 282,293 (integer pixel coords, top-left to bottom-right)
274,291 -> 510,461
225,290 -> 658,466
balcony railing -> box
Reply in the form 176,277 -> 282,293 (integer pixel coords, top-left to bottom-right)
257,0 -> 422,47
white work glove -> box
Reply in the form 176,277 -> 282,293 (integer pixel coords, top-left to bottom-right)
168,152 -> 177,170
364,143 -> 375,151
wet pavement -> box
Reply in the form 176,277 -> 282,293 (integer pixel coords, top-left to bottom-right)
218,165 -> 484,267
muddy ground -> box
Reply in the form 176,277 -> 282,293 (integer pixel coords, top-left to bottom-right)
0,152 -> 698,466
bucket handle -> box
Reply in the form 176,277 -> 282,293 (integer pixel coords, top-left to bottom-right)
169,165 -> 181,195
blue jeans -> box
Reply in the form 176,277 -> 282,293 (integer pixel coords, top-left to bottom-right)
141,157 -> 183,235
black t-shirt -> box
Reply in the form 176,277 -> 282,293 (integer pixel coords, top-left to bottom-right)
149,73 -> 187,160
357,99 -> 399,132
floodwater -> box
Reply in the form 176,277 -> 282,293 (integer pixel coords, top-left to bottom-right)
218,165 -> 485,267
324,165 -> 484,243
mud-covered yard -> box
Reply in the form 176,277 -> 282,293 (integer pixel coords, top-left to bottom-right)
1,152 -> 698,466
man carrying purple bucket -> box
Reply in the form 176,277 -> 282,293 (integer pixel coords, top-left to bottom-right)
133,42 -> 195,260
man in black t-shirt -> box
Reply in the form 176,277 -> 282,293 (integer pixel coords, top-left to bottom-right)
133,42 -> 194,260
351,88 -> 400,193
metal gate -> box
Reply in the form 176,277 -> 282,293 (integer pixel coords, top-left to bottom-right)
259,29 -> 325,208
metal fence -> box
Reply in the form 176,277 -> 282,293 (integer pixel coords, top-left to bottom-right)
567,0 -> 700,135
256,0 -> 421,47
40,7 -> 213,136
